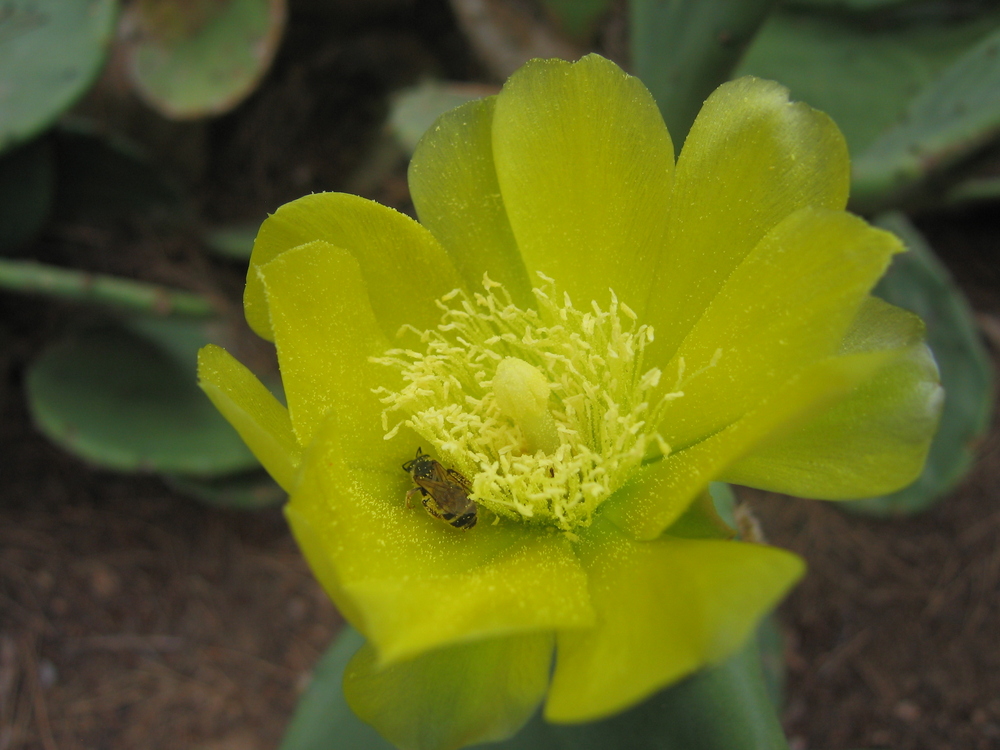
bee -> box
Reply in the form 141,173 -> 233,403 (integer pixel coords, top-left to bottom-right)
402,448 -> 477,529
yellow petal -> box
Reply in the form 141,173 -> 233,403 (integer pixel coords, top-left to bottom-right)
721,297 -> 943,497
491,54 -> 674,313
604,346 -> 907,540
245,192 -> 464,341
644,76 -> 850,366
544,520 -> 803,723
257,240 -> 393,451
409,97 -> 533,308
197,344 -> 300,491
658,207 -> 903,452
285,415 -> 594,665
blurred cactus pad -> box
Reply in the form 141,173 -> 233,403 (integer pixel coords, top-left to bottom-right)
736,3 -> 1000,210
25,318 -> 259,476
121,0 -> 287,119
0,0 -> 119,151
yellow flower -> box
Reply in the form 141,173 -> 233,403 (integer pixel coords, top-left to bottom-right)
198,54 -> 941,750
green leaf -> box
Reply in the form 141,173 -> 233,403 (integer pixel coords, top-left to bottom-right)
842,212 -> 993,516
0,0 -> 118,153
25,319 -> 259,475
630,0 -> 779,150
851,26 -> 1000,212
737,7 -> 1000,156
122,0 -> 286,119
164,469 -> 284,509
280,626 -> 789,750
0,137 -> 54,254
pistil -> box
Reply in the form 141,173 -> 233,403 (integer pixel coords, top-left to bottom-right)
492,357 -> 560,454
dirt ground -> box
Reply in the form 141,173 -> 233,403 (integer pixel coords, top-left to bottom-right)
2,2 -> 1000,749
0,396 -> 340,750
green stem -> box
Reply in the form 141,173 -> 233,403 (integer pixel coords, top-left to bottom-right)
0,258 -> 215,318
630,0 -> 779,151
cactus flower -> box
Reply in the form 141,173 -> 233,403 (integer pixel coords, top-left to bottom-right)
198,54 -> 941,750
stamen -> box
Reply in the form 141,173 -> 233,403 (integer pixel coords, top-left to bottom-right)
369,275 -> 685,532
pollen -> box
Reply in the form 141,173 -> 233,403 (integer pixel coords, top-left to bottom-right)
370,274 -> 689,532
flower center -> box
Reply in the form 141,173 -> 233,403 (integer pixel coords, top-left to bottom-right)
371,274 -> 687,533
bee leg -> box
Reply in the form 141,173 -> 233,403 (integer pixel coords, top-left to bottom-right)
420,494 -> 448,522
405,487 -> 425,509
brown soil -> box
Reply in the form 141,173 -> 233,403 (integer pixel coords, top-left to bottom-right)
750,385 -> 1000,750
0,393 -> 340,750
2,2 -> 999,749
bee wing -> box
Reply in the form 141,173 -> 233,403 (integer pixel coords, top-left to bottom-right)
419,478 -> 470,513
445,468 -> 472,491
418,478 -> 457,495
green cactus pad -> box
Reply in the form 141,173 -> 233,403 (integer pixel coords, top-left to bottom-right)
25,320 -> 259,476
843,213 -> 993,517
122,0 -> 286,120
737,6 -> 1000,156
0,0 -> 118,153
852,26 -> 1000,212
632,0 -> 777,149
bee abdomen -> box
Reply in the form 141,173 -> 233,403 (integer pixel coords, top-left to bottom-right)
452,511 -> 477,529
